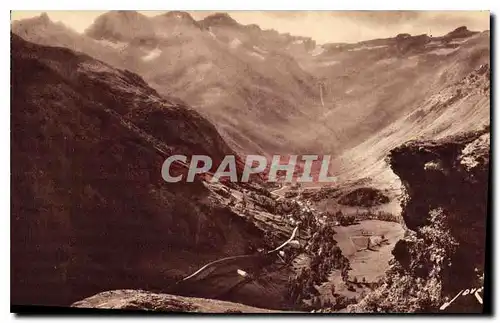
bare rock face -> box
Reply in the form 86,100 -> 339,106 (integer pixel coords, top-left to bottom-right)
199,13 -> 242,29
84,11 -> 156,42
393,129 -> 489,285
445,26 -> 476,39
151,11 -> 202,34
71,290 -> 281,313
345,128 -> 489,313
389,128 -> 489,264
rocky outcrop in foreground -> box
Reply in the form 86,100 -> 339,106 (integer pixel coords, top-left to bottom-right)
345,128 -> 489,313
71,290 -> 282,313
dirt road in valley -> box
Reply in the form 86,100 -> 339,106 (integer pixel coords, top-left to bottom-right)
178,227 -> 298,284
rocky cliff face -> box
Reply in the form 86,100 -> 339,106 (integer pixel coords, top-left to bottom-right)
390,128 -> 489,239
347,128 -> 489,313
71,289 -> 282,313
11,34 -> 263,307
85,10 -> 156,42
390,128 -> 489,303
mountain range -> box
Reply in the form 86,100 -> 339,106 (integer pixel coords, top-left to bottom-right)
12,11 -> 490,167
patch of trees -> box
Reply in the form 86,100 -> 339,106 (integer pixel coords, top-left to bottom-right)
286,221 -> 350,310
338,214 -> 356,226
338,187 -> 390,207
284,191 -> 299,198
334,209 -> 401,224
244,183 -> 273,198
247,191 -> 277,213
332,295 -> 357,310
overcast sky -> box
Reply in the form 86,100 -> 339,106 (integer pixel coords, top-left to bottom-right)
11,10 -> 490,44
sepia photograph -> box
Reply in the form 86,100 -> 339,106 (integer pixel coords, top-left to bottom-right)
9,7 -> 491,315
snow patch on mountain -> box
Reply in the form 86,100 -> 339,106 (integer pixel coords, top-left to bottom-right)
95,39 -> 128,51
142,48 -> 162,61
320,60 -> 339,66
248,51 -> 266,60
348,45 -> 389,52
208,28 -> 217,39
252,46 -> 268,54
229,38 -> 242,49
427,47 -> 459,56
449,38 -> 471,45
311,46 -> 325,57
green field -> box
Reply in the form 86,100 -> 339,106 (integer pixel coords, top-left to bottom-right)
313,220 -> 404,306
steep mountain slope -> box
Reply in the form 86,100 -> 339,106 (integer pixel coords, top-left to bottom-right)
12,12 -> 323,155
11,13 -> 127,69
85,10 -> 155,42
105,11 -> 321,155
10,33 -> 264,306
12,13 -> 490,166
11,12 -> 491,228
294,28 -> 490,155
330,32 -> 490,199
